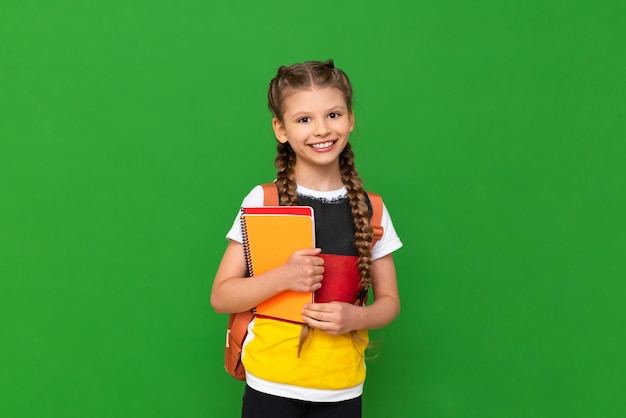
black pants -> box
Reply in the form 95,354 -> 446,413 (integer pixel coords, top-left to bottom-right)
242,385 -> 362,418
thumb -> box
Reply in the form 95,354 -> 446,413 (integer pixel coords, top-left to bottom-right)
296,247 -> 323,256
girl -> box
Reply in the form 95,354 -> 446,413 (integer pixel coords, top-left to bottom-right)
211,60 -> 402,418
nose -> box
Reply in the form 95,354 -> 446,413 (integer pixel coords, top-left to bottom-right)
314,119 -> 331,137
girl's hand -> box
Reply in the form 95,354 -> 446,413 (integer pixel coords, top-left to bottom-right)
301,302 -> 362,335
278,248 -> 325,293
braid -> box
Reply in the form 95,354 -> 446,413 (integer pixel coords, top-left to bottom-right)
274,142 -> 299,206
340,143 -> 374,355
339,143 -> 374,299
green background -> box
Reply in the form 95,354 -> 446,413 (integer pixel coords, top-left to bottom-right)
1,1 -> 625,417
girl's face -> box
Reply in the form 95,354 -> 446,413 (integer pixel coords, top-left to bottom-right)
272,87 -> 354,172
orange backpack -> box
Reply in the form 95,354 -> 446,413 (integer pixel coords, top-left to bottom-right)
224,183 -> 384,380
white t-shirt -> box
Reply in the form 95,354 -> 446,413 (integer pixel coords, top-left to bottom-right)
226,184 -> 403,260
227,183 -> 403,401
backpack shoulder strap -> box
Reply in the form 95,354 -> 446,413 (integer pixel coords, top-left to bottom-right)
261,182 -> 279,206
367,191 -> 384,246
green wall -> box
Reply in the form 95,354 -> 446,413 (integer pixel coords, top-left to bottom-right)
2,1 -> 625,417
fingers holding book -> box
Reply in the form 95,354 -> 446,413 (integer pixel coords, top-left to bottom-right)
301,301 -> 362,335
279,248 -> 325,293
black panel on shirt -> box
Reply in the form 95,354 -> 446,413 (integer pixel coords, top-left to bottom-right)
297,193 -> 372,256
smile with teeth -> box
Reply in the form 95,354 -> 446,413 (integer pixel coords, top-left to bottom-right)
310,140 -> 336,150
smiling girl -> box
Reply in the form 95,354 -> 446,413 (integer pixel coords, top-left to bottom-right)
211,60 -> 403,418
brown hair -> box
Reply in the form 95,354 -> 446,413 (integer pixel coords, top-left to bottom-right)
268,60 -> 373,354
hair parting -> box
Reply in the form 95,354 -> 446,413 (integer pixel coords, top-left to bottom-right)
268,59 -> 353,121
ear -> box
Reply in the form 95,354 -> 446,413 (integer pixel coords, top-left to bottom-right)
348,109 -> 355,133
272,117 -> 289,144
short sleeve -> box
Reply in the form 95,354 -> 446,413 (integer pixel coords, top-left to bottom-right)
371,202 -> 403,261
225,185 -> 264,243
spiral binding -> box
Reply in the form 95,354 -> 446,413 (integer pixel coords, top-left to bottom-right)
240,208 -> 254,277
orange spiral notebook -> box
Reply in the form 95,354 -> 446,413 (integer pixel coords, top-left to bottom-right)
241,206 -> 315,323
